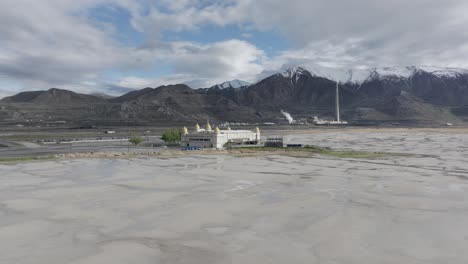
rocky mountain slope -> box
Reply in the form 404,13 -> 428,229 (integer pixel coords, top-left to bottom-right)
1,88 -> 106,105
1,66 -> 468,126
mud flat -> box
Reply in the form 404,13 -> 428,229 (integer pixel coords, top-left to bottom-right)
1,131 -> 468,263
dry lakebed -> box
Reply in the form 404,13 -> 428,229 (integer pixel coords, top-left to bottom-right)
1,129 -> 468,264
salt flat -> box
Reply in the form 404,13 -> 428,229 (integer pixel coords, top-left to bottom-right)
1,130 -> 468,264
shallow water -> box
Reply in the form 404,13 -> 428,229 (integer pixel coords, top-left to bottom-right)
1,131 -> 468,264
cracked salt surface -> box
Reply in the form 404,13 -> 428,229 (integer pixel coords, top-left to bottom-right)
1,131 -> 468,263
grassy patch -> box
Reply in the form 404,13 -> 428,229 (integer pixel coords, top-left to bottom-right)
232,145 -> 399,159
320,150 -> 389,159
0,155 -> 56,164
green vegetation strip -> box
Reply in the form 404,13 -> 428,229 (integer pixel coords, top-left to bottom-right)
0,155 -> 57,164
0,145 -> 403,164
233,145 -> 400,159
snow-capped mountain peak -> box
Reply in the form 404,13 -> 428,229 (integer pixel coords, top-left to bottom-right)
281,67 -> 308,78
275,65 -> 468,84
360,66 -> 468,82
414,66 -> 468,78
213,80 -> 249,89
280,66 -> 354,83
280,67 -> 313,84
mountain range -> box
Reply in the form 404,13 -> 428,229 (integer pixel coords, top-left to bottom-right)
1,66 -> 468,126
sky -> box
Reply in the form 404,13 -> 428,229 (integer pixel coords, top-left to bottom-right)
1,0 -> 468,98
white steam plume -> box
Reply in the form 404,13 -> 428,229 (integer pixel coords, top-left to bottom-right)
281,110 -> 294,124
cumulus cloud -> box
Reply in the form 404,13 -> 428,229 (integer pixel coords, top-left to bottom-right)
2,0 -> 468,97
0,0 -> 262,95
171,40 -> 264,82
111,40 -> 265,90
130,0 -> 468,68
254,0 -> 468,68
129,0 -> 251,36
0,0 -> 136,89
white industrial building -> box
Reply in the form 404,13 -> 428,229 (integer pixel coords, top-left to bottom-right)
180,123 -> 261,149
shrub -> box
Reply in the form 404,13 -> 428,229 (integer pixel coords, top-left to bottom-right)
129,135 -> 144,146
161,129 -> 181,143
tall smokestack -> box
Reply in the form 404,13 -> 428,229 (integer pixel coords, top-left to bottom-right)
335,82 -> 340,122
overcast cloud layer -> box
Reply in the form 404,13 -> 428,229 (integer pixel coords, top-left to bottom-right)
1,0 -> 468,97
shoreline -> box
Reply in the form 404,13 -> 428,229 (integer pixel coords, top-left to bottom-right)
0,146 -> 407,165
0,127 -> 462,164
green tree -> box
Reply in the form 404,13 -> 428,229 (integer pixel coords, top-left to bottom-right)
129,135 -> 144,146
224,140 -> 233,150
161,129 -> 181,143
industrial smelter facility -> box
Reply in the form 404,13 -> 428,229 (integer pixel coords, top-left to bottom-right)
180,123 -> 261,149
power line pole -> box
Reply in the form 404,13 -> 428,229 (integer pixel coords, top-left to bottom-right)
336,82 -> 340,122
